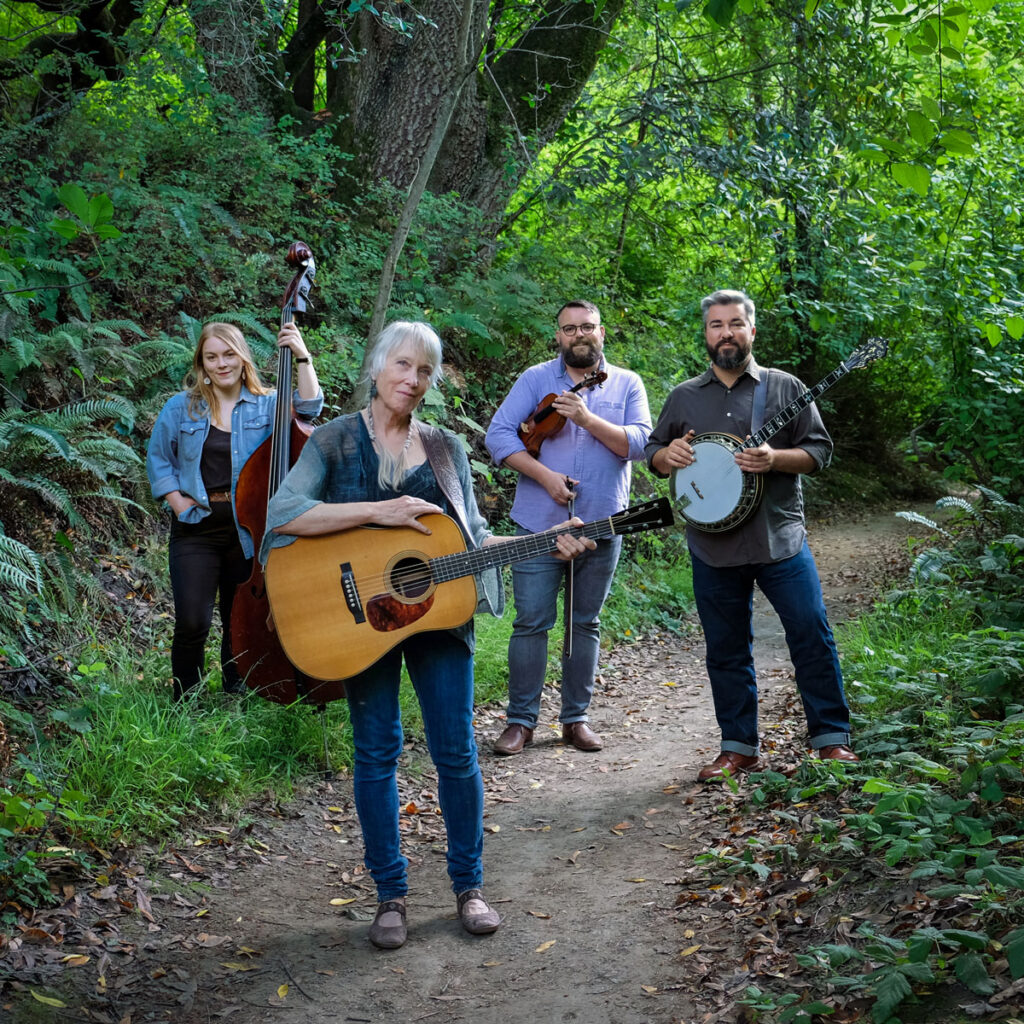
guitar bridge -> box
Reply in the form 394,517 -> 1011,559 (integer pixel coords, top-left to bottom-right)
340,562 -> 365,624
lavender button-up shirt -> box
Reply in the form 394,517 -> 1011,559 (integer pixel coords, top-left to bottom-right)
485,356 -> 651,532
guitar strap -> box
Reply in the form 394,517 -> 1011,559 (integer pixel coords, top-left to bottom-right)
419,424 -> 471,537
419,423 -> 504,618
750,368 -> 770,434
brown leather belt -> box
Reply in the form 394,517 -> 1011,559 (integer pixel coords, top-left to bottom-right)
208,491 -> 231,502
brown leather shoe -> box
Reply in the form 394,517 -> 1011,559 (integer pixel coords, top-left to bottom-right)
562,721 -> 602,751
817,744 -> 860,762
368,898 -> 407,949
697,751 -> 763,781
493,723 -> 533,755
456,888 -> 500,935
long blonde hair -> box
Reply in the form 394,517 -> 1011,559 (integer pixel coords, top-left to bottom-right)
186,322 -> 271,419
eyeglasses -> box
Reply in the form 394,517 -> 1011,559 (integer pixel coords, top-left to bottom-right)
558,322 -> 599,337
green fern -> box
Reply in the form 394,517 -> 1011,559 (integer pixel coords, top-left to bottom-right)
0,529 -> 43,594
2,472 -> 83,525
896,510 -> 951,538
0,420 -> 74,459
909,548 -> 957,584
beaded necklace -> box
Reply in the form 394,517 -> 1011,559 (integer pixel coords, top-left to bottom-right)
366,402 -> 415,456
366,402 -> 415,491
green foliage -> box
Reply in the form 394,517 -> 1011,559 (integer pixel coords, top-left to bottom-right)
718,491 -> 1024,1022
602,529 -> 694,639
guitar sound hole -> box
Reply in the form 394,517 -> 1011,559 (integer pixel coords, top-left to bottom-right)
390,557 -> 431,599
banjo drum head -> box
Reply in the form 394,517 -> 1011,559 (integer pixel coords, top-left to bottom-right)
670,437 -> 744,528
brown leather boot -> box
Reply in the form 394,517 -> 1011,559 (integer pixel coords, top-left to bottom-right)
561,721 -> 602,751
493,723 -> 533,755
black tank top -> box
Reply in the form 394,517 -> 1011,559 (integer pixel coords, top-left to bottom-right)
200,426 -> 232,492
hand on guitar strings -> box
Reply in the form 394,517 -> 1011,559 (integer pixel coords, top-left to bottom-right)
551,517 -> 596,562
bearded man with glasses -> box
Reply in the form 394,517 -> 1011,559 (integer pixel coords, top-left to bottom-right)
485,300 -> 652,755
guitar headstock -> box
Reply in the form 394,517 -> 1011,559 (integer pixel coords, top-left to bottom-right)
844,337 -> 889,370
611,497 -> 675,535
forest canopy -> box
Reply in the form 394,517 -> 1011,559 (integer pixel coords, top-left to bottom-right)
1,0 -> 1023,569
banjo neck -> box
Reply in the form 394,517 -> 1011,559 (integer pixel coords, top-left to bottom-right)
742,360 -> 854,450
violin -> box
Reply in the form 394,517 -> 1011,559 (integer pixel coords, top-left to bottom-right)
230,242 -> 345,705
516,369 -> 608,458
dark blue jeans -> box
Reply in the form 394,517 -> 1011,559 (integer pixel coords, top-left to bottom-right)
345,631 -> 484,902
506,535 -> 622,728
690,539 -> 851,756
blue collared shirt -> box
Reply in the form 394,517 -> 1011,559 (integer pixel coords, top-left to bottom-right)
146,385 -> 324,558
485,356 -> 652,532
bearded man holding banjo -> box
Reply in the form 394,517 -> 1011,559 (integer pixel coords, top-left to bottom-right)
646,289 -> 859,781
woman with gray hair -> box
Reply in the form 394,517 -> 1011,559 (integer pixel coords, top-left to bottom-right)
262,320 -> 591,949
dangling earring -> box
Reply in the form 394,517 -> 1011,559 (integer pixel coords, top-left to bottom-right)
241,370 -> 247,383
369,379 -> 378,399
203,376 -> 211,385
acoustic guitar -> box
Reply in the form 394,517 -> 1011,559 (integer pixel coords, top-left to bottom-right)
670,338 -> 888,533
264,498 -> 674,680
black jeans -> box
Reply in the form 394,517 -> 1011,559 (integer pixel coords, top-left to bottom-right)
168,503 -> 252,699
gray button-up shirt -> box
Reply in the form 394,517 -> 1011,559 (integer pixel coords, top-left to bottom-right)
645,360 -> 832,567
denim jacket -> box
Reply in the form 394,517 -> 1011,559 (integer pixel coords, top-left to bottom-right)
146,385 -> 324,559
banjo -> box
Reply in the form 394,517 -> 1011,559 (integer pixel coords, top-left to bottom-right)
670,337 -> 889,533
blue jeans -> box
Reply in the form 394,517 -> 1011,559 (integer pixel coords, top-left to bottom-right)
345,631 -> 484,902
506,535 -> 622,728
690,540 -> 851,756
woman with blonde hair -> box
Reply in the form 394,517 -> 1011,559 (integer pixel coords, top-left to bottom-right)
146,321 -> 323,699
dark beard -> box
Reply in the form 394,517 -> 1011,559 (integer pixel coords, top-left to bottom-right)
708,340 -> 750,370
564,341 -> 600,368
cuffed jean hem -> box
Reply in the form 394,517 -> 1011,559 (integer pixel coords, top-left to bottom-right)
377,885 -> 409,902
560,716 -> 589,725
506,716 -> 537,729
810,731 -> 851,749
721,740 -> 759,756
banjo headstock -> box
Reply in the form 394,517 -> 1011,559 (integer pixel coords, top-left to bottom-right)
844,336 -> 889,371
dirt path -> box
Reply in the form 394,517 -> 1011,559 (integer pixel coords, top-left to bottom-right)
1,506 -> 919,1024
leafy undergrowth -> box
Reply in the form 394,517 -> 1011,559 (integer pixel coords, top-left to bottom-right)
668,688 -> 1023,1024
668,491 -> 1024,1024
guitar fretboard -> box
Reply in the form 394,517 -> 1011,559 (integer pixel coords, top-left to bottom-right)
429,520 -> 611,583
425,499 -> 670,585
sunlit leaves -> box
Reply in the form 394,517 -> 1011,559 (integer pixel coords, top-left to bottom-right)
892,162 -> 931,196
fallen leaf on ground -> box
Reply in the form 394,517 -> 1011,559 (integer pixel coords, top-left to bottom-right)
535,940 -> 556,953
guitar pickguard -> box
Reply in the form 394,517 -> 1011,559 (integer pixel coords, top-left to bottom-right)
367,593 -> 434,632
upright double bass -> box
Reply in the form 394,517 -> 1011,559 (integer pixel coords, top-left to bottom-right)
229,242 -> 345,705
